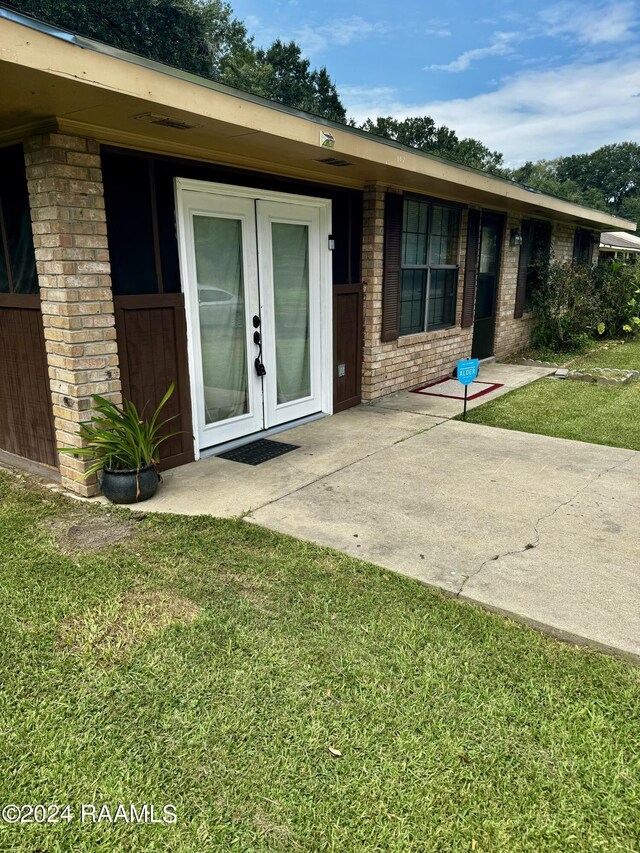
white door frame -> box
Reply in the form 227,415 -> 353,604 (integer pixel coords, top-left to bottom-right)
257,199 -> 323,427
175,178 -> 333,460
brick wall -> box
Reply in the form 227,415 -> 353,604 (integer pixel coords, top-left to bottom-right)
361,186 -> 473,400
493,216 -> 579,358
493,214 -> 533,357
24,132 -> 121,497
362,194 -> 582,392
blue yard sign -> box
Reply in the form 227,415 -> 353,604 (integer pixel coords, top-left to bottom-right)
457,358 -> 479,386
456,357 -> 479,419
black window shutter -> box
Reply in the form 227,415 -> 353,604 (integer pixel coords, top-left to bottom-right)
381,192 -> 403,342
461,208 -> 481,328
514,219 -> 532,318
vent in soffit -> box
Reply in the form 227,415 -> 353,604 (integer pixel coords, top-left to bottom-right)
315,157 -> 353,167
132,113 -> 200,130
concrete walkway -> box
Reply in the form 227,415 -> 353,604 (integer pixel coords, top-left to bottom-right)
140,363 -> 639,661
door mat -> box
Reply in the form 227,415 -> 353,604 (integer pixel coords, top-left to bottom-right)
217,438 -> 300,465
411,378 -> 503,401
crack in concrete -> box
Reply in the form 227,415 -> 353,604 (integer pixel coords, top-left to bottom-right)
456,453 -> 636,597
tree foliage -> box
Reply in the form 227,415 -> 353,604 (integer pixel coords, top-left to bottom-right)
227,40 -> 346,121
6,0 -> 346,120
359,116 -> 505,173
7,0 -> 640,217
509,144 -> 640,227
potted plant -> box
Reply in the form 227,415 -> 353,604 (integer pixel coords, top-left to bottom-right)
59,383 -> 179,504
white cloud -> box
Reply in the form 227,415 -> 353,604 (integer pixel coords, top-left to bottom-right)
426,28 -> 452,38
341,58 -> 640,164
245,15 -> 389,55
427,31 -> 520,72
540,0 -> 637,45
294,17 -> 389,55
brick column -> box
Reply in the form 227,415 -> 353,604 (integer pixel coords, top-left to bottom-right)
24,132 -> 122,497
361,185 -> 386,401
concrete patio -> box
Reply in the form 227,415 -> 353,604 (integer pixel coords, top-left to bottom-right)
125,363 -> 640,660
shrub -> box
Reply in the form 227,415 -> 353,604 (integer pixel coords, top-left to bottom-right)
531,262 -> 600,352
593,260 -> 640,338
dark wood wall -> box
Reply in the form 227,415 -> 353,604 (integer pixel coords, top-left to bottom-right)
114,295 -> 193,470
0,144 -> 56,469
102,147 -> 365,458
0,296 -> 57,467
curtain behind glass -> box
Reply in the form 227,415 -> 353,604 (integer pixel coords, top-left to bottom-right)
193,215 -> 248,424
271,223 -> 311,404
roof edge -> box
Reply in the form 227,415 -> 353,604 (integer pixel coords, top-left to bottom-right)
0,5 -> 636,231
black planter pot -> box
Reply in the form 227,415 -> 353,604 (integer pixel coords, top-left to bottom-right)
98,463 -> 159,504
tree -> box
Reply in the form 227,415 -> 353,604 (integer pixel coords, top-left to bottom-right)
228,40 -> 346,122
6,0 -> 346,120
556,142 -> 640,208
510,144 -> 640,227
359,116 -> 505,173
7,0 -> 250,78
509,160 -> 608,211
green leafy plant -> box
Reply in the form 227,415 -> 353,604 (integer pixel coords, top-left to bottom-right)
531,261 -> 600,352
59,383 -> 180,477
594,261 -> 640,337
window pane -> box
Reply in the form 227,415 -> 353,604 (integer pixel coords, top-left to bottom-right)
479,225 -> 498,274
402,199 -> 428,265
272,222 -> 311,404
193,215 -> 248,425
525,221 -> 552,309
427,269 -> 457,329
400,269 -> 426,335
0,145 -> 38,294
429,205 -> 460,265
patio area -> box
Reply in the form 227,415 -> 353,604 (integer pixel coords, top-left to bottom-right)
118,361 -> 640,660
139,362 -> 554,518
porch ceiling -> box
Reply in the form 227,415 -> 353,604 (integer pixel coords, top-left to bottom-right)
0,11 -> 635,233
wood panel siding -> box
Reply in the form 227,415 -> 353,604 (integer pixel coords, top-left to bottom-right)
333,283 -> 363,412
114,295 -> 194,470
0,301 -> 57,467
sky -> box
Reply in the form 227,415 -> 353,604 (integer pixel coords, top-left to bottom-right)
229,0 -> 640,166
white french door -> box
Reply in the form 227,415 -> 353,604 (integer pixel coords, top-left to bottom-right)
175,180 -> 331,455
257,200 -> 323,427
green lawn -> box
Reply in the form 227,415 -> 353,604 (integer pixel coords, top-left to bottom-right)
1,472 -> 639,852
464,338 -> 640,451
568,337 -> 640,371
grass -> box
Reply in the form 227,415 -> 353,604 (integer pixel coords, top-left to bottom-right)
464,337 -> 640,451
568,337 -> 640,371
505,337 -> 636,369
0,472 -> 639,851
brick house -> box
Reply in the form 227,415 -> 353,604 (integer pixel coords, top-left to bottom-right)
0,8 -> 635,496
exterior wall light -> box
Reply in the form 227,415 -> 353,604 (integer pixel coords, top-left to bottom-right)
510,228 -> 523,247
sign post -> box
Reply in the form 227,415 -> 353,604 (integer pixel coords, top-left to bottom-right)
456,358 -> 479,420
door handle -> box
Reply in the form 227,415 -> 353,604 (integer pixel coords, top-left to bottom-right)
253,316 -> 265,375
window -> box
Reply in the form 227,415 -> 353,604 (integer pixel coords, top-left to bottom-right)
399,197 -> 460,335
573,228 -> 594,266
524,219 -> 551,310
0,144 -> 38,296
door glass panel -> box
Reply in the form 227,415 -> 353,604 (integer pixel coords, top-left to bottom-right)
193,215 -> 248,424
271,222 -> 311,404
479,225 -> 497,274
